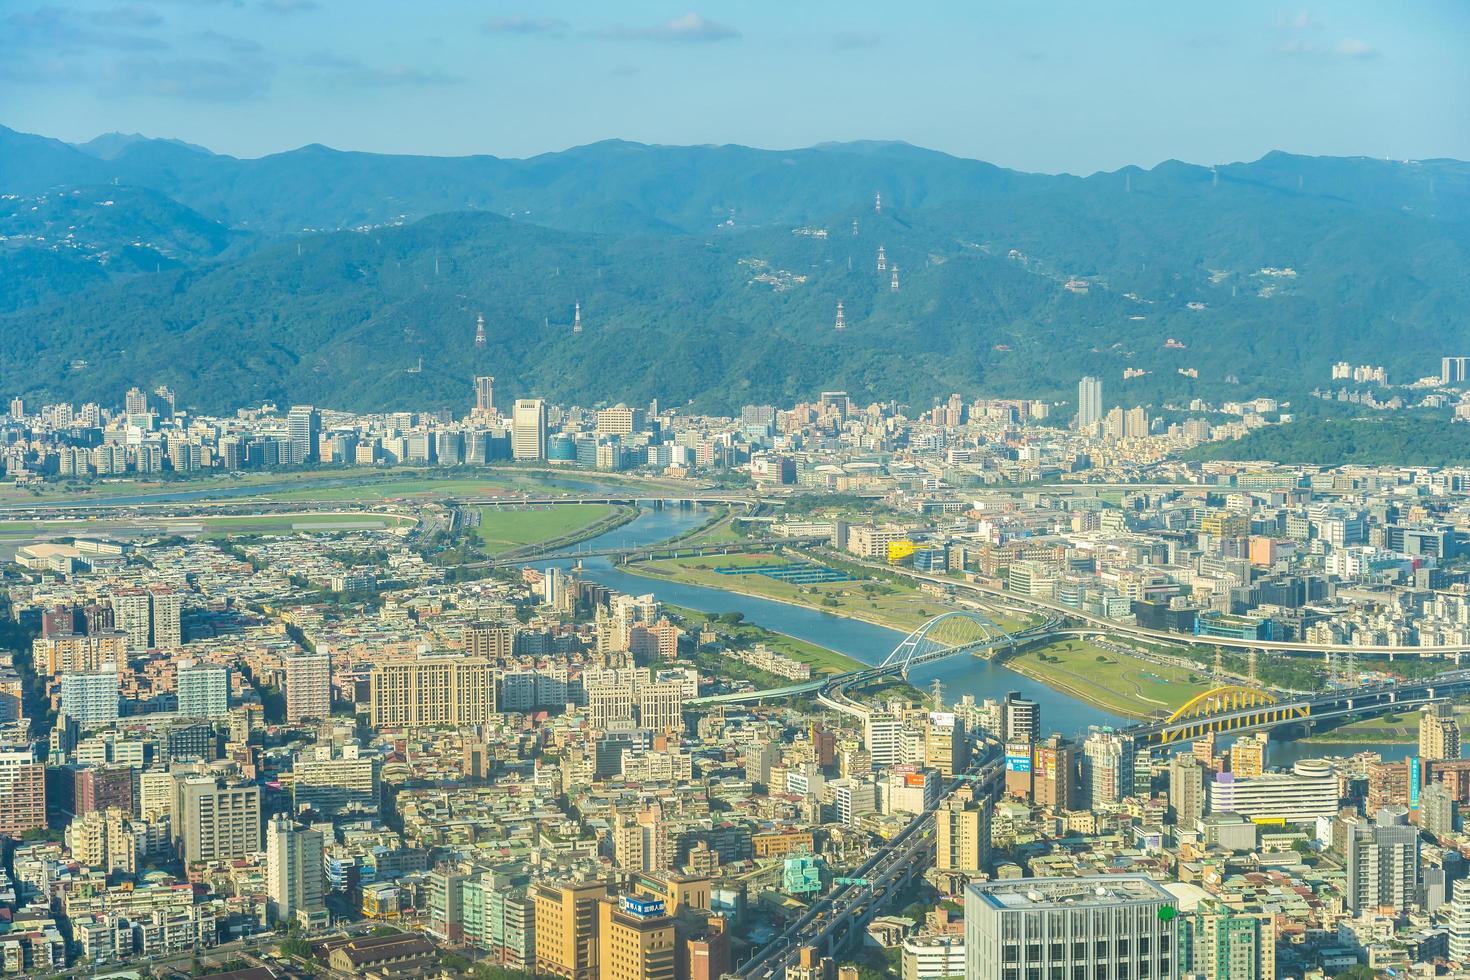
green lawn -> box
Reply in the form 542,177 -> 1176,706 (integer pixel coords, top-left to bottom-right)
628,552 -> 1024,635
475,503 -> 616,553
1006,639 -> 1219,720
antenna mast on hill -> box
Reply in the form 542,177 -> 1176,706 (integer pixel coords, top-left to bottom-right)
834,301 -> 846,332
474,313 -> 486,348
573,302 -> 583,334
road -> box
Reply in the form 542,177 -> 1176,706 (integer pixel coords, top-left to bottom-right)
736,746 -> 1003,980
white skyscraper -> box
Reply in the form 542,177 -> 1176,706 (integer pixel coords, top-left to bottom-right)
266,813 -> 327,927
512,399 -> 547,460
1077,376 -> 1103,430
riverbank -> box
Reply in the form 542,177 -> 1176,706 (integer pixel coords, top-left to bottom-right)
999,640 -> 1219,720
664,603 -> 864,676
481,503 -> 638,557
621,551 -> 981,635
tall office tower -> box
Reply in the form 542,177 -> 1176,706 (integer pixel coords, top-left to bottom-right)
0,744 -> 47,836
965,876 -> 1178,980
177,662 -> 231,719
863,712 -> 902,767
1191,901 -> 1276,980
110,588 -> 153,652
284,650 -> 331,724
833,301 -> 846,331
1082,729 -> 1132,807
125,386 -> 149,415
267,813 -> 327,927
286,405 -> 321,465
1449,879 -> 1470,962
474,376 -> 496,413
1442,356 -> 1469,385
1345,806 -> 1420,916
1229,733 -> 1268,778
150,587 -> 183,651
924,715 -> 965,777
475,313 -> 487,348
512,399 -> 548,460
1032,734 -> 1077,810
59,671 -> 120,729
1001,692 -> 1039,743
1420,702 -> 1462,762
463,621 -> 516,661
8,397 -> 23,420
533,880 -> 609,980
1077,376 -> 1103,429
369,654 -> 497,729
598,895 -> 676,980
174,775 -> 261,864
1169,753 -> 1207,830
935,795 -> 991,872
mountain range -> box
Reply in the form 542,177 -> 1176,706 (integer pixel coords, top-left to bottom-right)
2,123 -> 1468,415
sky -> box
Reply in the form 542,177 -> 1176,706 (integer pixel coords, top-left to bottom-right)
4,0 -> 1469,174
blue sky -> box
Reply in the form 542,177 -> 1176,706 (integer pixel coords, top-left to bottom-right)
4,0 -> 1468,173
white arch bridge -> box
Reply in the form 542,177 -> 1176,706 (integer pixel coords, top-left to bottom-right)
689,609 -> 1023,707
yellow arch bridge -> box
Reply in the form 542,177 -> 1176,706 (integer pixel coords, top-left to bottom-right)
1155,686 -> 1311,744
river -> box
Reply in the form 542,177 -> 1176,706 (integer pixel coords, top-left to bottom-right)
544,503 -> 1443,764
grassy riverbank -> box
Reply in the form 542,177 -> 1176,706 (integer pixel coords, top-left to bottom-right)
624,551 -> 1013,635
1002,639 -> 1219,720
475,503 -> 631,555
665,604 -> 864,676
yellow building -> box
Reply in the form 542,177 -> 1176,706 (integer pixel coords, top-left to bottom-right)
934,795 -> 990,873
534,881 -> 608,980
887,540 -> 917,564
629,872 -> 711,915
597,895 -> 676,980
368,654 -> 497,729
1199,510 -> 1250,539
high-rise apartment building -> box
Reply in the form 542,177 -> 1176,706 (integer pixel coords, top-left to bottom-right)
287,405 -> 321,464
0,744 -> 46,836
1032,734 -> 1076,810
1082,729 -> 1132,807
1169,754 -> 1207,830
59,671 -> 120,728
369,654 -> 497,729
175,775 -> 261,864
533,880 -> 609,980
1077,376 -> 1103,430
1190,901 -> 1276,980
966,876 -> 1178,980
266,813 -> 327,927
924,714 -> 965,777
177,662 -> 231,719
1420,702 -> 1461,762
1002,693 -> 1039,743
598,895 -> 676,980
110,588 -> 153,652
1345,806 -> 1420,916
1229,733 -> 1268,779
934,795 -> 991,873
284,650 -> 331,723
464,621 -> 516,660
150,587 -> 183,651
512,399 -> 548,460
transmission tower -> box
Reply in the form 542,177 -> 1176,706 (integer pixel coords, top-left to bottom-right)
930,678 -> 945,712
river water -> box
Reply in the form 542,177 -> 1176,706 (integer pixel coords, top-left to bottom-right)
543,503 -> 1438,764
